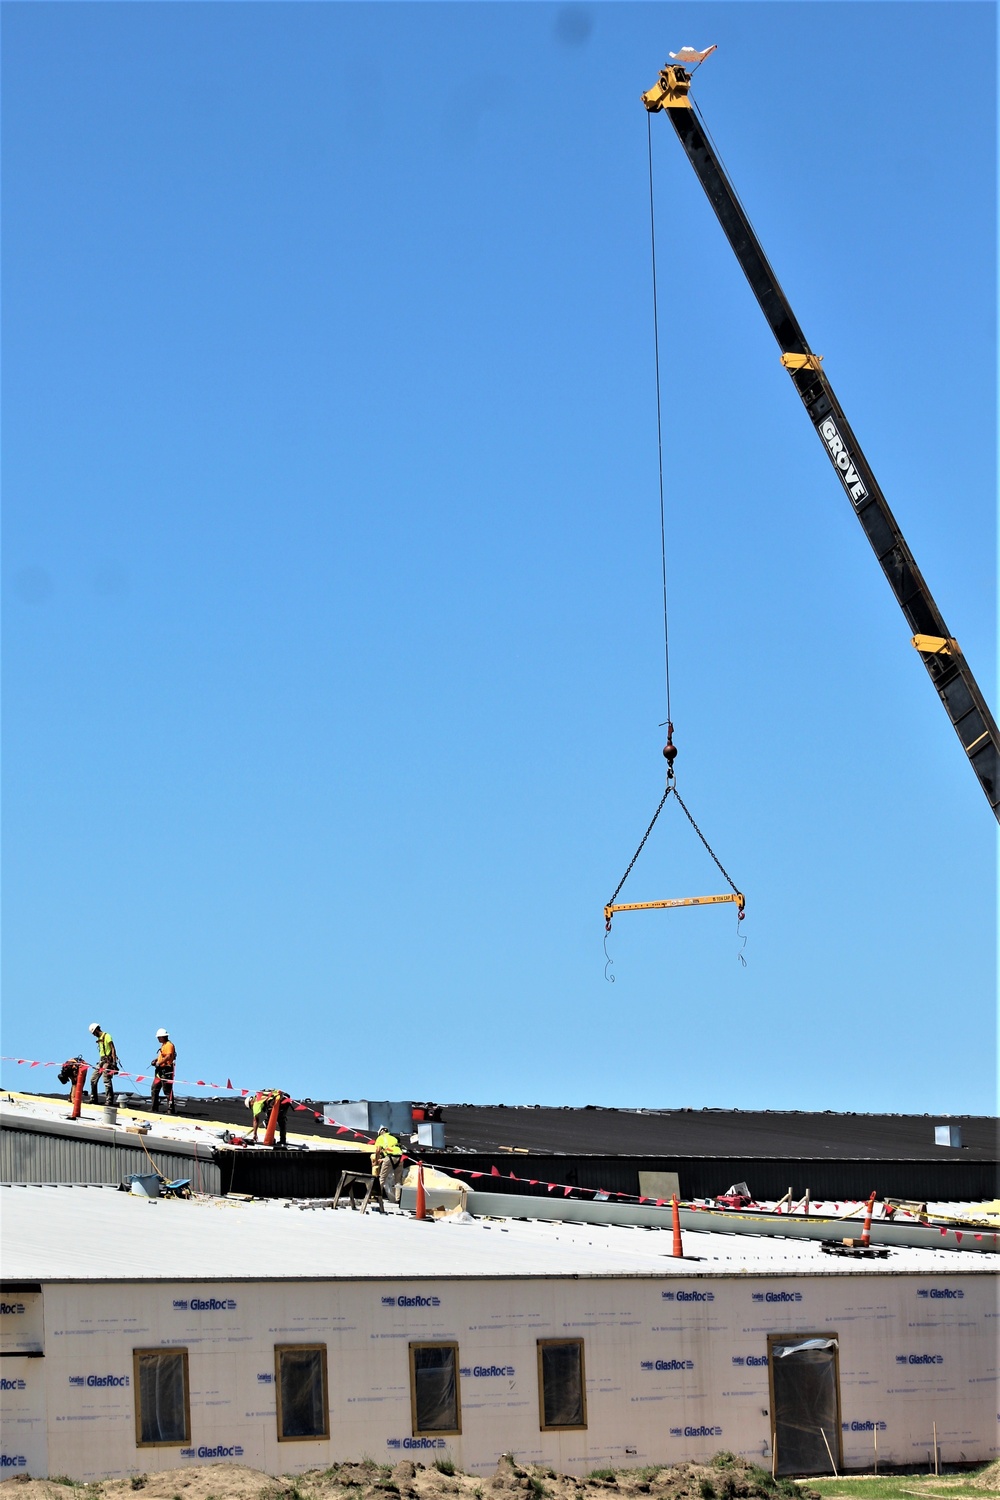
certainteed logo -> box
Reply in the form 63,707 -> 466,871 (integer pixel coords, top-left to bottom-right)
173,1296 -> 236,1312
180,1446 -> 244,1459
818,416 -> 868,505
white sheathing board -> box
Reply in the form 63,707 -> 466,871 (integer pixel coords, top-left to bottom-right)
1,1291 -> 43,1354
32,1273 -> 999,1481
0,1356 -> 47,1477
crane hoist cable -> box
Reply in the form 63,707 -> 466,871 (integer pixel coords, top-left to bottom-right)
603,94 -> 744,949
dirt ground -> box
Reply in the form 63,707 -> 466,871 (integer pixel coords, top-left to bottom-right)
0,1452 -> 820,1500
5,1456 -> 998,1500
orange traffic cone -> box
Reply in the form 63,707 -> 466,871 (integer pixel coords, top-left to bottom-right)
416,1162 -> 427,1221
671,1195 -> 683,1258
262,1093 -> 282,1148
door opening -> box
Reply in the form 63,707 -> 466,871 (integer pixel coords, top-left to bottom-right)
767,1334 -> 842,1477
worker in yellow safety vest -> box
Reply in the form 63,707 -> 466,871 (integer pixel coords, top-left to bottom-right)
372,1126 -> 405,1203
87,1023 -> 120,1104
245,1089 -> 291,1147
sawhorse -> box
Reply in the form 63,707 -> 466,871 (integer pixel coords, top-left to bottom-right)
332,1170 -> 382,1213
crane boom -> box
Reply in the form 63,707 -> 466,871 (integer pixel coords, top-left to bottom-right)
643,64 -> 1000,820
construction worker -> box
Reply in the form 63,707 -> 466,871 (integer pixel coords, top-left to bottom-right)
244,1090 -> 291,1147
57,1057 -> 85,1091
87,1023 -> 120,1104
149,1028 -> 177,1115
372,1125 -> 405,1204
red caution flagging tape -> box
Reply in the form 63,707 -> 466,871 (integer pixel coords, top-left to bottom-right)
1,1053 -> 891,1217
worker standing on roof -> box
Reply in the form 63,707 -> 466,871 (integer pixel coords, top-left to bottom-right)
87,1023 -> 120,1105
149,1028 -> 177,1115
244,1089 -> 291,1147
372,1125 -> 405,1204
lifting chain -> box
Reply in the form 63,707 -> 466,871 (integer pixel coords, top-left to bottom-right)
671,786 -> 743,910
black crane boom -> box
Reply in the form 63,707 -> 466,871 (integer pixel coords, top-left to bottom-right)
643,64 -> 999,820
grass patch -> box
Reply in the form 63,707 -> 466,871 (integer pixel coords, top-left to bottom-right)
588,1472 -> 618,1484
434,1460 -> 456,1477
809,1486 -> 991,1500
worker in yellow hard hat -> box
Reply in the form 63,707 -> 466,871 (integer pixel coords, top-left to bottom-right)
87,1023 -> 120,1105
372,1125 -> 405,1204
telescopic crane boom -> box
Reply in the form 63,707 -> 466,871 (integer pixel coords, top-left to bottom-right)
643,62 -> 999,820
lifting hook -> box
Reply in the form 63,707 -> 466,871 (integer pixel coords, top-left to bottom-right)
662,721 -> 678,779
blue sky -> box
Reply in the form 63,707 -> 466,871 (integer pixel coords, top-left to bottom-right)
3,3 -> 996,1114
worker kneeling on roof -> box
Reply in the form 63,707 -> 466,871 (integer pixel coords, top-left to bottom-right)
245,1089 -> 292,1147
372,1124 -> 405,1204
150,1028 -> 177,1115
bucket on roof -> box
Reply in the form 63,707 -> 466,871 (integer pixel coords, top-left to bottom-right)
127,1172 -> 161,1198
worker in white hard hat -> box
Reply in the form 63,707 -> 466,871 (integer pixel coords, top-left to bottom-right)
87,1023 -> 120,1105
149,1028 -> 177,1115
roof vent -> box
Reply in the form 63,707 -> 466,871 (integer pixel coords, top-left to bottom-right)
933,1123 -> 962,1148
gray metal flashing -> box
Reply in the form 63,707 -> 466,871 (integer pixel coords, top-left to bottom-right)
0,1105 -> 218,1159
460,1190 -> 1000,1254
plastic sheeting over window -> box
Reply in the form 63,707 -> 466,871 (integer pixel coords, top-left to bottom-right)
136,1350 -> 189,1445
770,1335 -> 841,1476
277,1346 -> 329,1440
773,1338 -> 839,1358
410,1344 -> 460,1434
538,1340 -> 586,1429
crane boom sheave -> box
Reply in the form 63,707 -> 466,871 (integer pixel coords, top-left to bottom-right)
643,63 -> 999,821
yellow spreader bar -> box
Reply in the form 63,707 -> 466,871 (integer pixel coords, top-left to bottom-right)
605,892 -> 745,927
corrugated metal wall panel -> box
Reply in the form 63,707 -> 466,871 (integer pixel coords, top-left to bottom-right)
416,1154 -> 999,1203
0,1129 -> 221,1195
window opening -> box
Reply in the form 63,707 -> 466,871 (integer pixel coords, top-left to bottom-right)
275,1344 -> 330,1441
409,1343 -> 461,1436
767,1333 -> 842,1476
537,1339 -> 587,1431
133,1348 -> 190,1447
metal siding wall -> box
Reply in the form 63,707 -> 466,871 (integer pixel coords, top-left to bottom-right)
0,1130 -> 221,1195
416,1156 -> 999,1204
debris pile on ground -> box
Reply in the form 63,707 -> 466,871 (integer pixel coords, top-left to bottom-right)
0,1453 -> 820,1500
